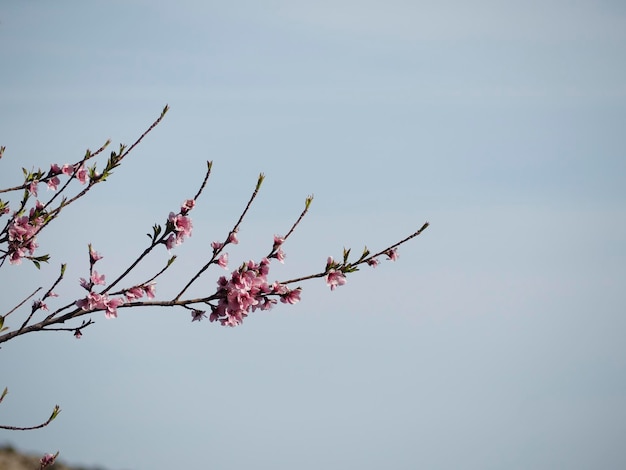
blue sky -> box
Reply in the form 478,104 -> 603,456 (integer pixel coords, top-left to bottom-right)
1,1 -> 625,469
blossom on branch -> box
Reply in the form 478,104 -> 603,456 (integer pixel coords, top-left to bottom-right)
209,257 -> 296,327
0,107 -> 429,350
326,269 -> 347,291
385,248 -> 399,261
7,210 -> 44,265
75,292 -> 124,319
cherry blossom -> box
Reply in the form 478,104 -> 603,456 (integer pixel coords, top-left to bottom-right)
104,297 -> 124,319
217,253 -> 228,269
39,452 -> 58,469
47,176 -> 60,191
385,248 -> 399,261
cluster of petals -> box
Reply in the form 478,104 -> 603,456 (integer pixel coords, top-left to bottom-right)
39,453 -> 58,469
210,258 -> 300,327
216,253 -> 229,269
326,269 -> 347,290
180,199 -> 195,214
80,270 -> 106,289
385,248 -> 399,261
62,164 -> 89,184
47,175 -> 61,191
29,180 -> 39,196
166,212 -> 193,249
7,208 -> 44,264
324,257 -> 347,291
271,234 -> 286,263
124,283 -> 156,301
89,244 -> 103,263
76,292 -> 124,319
25,162 -> 90,195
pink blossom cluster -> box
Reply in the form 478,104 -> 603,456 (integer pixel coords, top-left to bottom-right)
165,199 -> 194,249
6,162 -> 94,264
75,283 -> 155,319
271,234 -> 286,263
385,247 -> 399,261
211,240 -> 230,268
7,204 -> 44,265
39,452 -> 58,469
125,283 -> 156,300
76,292 -> 124,319
210,257 -> 301,327
324,256 -> 347,291
74,244 -> 156,320
29,163 -> 90,196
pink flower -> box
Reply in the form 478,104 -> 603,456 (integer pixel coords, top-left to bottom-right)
258,257 -> 270,276
228,231 -> 239,244
89,245 -> 103,263
76,166 -> 88,184
40,452 -> 58,469
274,247 -> 286,263
169,213 -> 192,237
125,286 -> 145,300
104,297 -> 124,319
8,217 -> 33,241
50,163 -> 62,175
181,199 -> 195,214
273,234 -> 285,247
385,248 -> 399,261
366,258 -> 380,267
91,270 -> 106,286
79,277 -> 90,289
326,269 -> 347,291
76,292 -> 107,311
165,233 -> 176,250
167,212 -> 193,248
47,176 -> 60,191
217,253 -> 228,269
28,181 -> 39,196
211,240 -> 223,251
74,329 -> 82,339
280,287 -> 301,304
7,214 -> 41,264
143,283 -> 156,299
61,164 -> 74,176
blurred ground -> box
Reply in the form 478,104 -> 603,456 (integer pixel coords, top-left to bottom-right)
0,445 -> 99,470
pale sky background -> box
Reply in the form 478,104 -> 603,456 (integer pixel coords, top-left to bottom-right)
1,1 -> 625,469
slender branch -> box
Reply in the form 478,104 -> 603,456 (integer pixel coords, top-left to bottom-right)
173,172 -> 264,301
0,405 -> 60,431
3,288 -> 41,318
283,195 -> 313,242
360,222 -> 430,265
118,105 -> 169,159
282,222 -> 430,285
16,264 -> 66,333
104,160 -> 211,295
101,241 -> 160,295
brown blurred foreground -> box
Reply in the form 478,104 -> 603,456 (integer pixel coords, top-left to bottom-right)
0,445 -> 101,470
